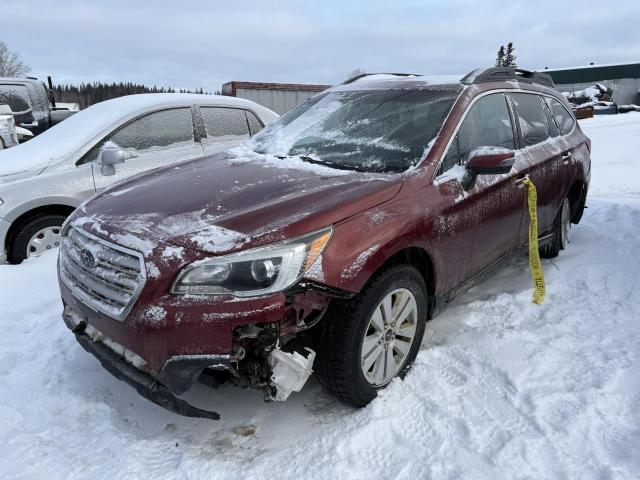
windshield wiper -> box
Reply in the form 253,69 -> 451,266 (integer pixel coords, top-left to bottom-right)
298,155 -> 366,172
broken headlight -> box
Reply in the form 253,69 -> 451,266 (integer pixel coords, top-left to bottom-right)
171,227 -> 332,297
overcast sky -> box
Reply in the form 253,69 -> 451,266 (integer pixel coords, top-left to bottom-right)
3,0 -> 640,90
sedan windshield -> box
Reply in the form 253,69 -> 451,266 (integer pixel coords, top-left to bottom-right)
250,88 -> 460,172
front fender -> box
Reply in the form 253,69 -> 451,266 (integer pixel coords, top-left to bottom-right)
304,201 -> 440,294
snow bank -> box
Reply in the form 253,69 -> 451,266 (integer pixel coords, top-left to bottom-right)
1,114 -> 640,479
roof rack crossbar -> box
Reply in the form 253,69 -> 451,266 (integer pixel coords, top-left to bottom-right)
460,67 -> 555,88
342,72 -> 422,85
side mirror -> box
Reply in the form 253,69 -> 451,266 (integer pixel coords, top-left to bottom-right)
466,147 -> 515,175
98,147 -> 125,176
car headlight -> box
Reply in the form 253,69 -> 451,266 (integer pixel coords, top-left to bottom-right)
171,227 -> 332,296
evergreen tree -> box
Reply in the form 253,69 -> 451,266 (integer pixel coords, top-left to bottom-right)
495,45 -> 505,67
51,82 -> 214,109
504,42 -> 517,67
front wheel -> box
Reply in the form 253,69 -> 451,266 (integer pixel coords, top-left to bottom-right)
315,264 -> 428,407
7,214 -> 67,264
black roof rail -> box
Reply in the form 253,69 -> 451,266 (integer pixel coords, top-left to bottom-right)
342,72 -> 422,85
460,67 -> 555,88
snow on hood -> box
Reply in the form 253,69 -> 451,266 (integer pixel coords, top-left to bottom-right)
78,152 -> 403,255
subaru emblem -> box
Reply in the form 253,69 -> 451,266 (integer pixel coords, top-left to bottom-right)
79,248 -> 97,268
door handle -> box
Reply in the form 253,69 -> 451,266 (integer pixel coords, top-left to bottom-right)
515,174 -> 529,189
561,152 -> 572,165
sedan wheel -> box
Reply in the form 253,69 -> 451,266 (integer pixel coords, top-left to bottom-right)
27,226 -> 61,257
361,288 -> 418,386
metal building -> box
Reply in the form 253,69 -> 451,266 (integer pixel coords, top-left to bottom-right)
221,81 -> 330,115
543,62 -> 640,105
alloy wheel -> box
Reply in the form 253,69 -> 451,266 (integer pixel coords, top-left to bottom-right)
360,288 -> 418,386
560,199 -> 571,249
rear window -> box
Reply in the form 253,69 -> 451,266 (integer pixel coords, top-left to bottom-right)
251,88 -> 460,173
0,84 -> 32,114
545,97 -> 575,135
511,93 -> 551,147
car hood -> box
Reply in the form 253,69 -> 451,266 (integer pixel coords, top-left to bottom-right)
79,151 -> 403,256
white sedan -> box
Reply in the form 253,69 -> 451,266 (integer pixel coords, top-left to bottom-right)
0,93 -> 278,263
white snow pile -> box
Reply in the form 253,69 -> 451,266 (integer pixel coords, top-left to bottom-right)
563,83 -> 613,109
1,113 -> 640,479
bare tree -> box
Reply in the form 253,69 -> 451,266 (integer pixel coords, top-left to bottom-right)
0,41 -> 30,77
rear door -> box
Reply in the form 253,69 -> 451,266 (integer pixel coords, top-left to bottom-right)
545,96 -> 579,202
508,92 -> 561,237
432,92 -> 525,291
90,107 -> 204,191
199,106 -> 252,155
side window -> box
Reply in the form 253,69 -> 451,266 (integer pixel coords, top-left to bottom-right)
80,108 -> 194,164
109,108 -> 193,151
541,98 -> 560,137
0,84 -> 32,113
246,110 -> 264,135
201,107 -> 250,139
511,93 -> 551,147
438,93 -> 514,175
545,97 -> 575,135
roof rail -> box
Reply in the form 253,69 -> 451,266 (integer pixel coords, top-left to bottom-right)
460,67 -> 555,88
342,72 -> 422,85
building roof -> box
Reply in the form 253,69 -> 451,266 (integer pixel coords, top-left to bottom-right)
222,81 -> 331,96
542,62 -> 640,84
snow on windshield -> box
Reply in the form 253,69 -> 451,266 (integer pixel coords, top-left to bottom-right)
248,88 -> 459,173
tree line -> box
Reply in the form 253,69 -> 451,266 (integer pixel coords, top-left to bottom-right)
52,82 -> 215,109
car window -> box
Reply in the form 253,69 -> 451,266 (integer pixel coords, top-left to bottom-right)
541,98 -> 560,137
545,97 -> 575,135
246,110 -> 264,135
438,93 -> 514,175
511,93 -> 551,147
201,107 -> 250,140
0,84 -> 32,114
80,108 -> 194,164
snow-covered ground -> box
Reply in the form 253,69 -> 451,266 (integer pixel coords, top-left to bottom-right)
1,113 -> 640,479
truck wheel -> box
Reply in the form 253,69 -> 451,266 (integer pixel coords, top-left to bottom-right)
540,198 -> 571,259
315,264 -> 428,407
0,139 -> 5,150
8,214 -> 67,264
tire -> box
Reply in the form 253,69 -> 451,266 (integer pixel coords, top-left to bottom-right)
540,197 -> 571,259
315,264 -> 428,407
7,214 -> 67,264
0,138 -> 5,150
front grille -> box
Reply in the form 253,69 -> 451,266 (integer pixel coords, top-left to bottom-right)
59,225 -> 146,321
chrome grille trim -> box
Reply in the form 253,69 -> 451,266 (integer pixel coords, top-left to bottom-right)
59,225 -> 147,322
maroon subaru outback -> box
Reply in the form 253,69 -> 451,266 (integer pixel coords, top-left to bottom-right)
59,68 -> 590,419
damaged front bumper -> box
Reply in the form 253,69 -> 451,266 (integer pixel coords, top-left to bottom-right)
63,311 -> 224,420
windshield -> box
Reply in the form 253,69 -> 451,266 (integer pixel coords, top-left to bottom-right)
250,88 -> 460,172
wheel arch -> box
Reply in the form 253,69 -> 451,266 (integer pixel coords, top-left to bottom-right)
348,243 -> 438,318
5,204 -> 76,253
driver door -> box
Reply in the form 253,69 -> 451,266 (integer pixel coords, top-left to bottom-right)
91,107 -> 204,191
432,93 -> 526,292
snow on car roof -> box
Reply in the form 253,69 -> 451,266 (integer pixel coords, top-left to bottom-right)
0,93 -> 277,177
335,73 -> 463,92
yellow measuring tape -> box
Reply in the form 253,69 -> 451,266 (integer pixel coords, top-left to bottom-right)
521,176 -> 546,304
